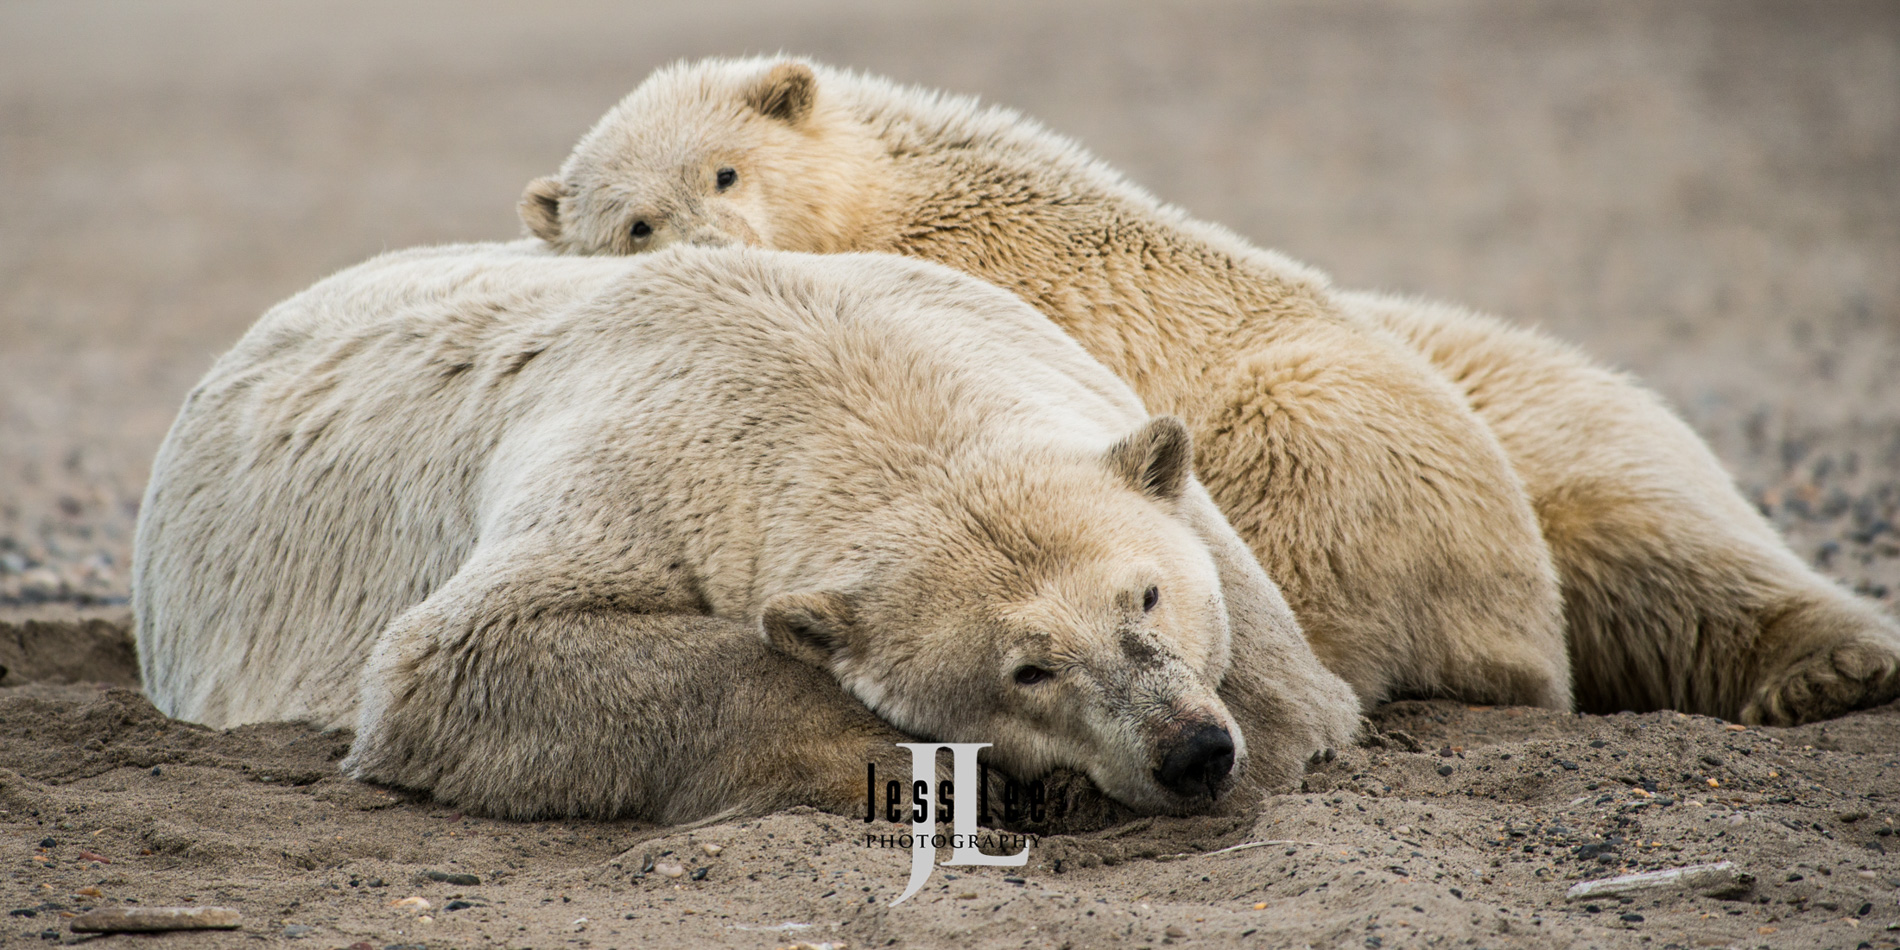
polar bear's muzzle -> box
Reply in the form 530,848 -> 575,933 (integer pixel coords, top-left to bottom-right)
1153,721 -> 1236,800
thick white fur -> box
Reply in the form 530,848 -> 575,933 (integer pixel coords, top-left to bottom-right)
133,243 -> 1358,821
526,57 -> 1900,724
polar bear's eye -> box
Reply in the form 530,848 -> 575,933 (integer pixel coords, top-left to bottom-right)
715,167 -> 738,191
1013,665 -> 1053,686
630,220 -> 653,240
1142,586 -> 1160,612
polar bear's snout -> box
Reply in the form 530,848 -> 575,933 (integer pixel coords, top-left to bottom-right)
1154,721 -> 1236,800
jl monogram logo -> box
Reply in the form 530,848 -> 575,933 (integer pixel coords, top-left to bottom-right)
879,743 -> 1030,905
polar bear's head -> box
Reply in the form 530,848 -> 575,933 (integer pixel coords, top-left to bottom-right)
759,416 -> 1253,815
521,58 -> 887,258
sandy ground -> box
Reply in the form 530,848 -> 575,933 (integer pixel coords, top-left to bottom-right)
3,0 -> 1899,946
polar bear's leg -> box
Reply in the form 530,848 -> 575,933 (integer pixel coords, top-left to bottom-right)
341,563 -> 913,822
1345,290 -> 1900,724
1175,483 -> 1363,789
1193,328 -> 1569,712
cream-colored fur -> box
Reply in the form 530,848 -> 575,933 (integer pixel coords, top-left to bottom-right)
1342,292 -> 1900,722
525,57 -> 1572,714
132,243 -> 1358,821
523,56 -> 1900,724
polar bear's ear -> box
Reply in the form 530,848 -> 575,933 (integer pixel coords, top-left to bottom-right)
519,177 -> 569,244
1107,416 -> 1193,502
746,62 -> 817,125
761,590 -> 858,669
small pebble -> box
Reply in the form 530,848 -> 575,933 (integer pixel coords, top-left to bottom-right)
655,862 -> 686,879
1165,924 -> 1187,937
690,867 -> 709,881
1620,913 -> 1644,923
389,896 -> 431,911
38,838 -> 55,849
1437,765 -> 1454,777
700,843 -> 722,856
444,900 -> 473,912
282,924 -> 314,939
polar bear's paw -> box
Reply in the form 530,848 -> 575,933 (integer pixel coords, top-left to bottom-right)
1740,612 -> 1900,726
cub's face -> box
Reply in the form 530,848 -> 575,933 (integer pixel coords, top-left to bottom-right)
523,60 -> 879,258
763,417 -> 1250,815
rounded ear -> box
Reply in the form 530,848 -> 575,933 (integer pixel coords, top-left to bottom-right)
746,61 -> 817,125
518,176 -> 569,244
760,590 -> 857,669
1107,416 -> 1194,502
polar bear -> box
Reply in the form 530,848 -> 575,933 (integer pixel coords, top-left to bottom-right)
518,57 -> 1900,725
131,243 -> 1359,821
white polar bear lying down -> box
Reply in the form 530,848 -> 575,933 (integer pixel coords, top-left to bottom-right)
132,243 -> 1358,822
524,56 -> 1900,725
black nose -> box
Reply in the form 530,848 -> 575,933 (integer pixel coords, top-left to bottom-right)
1154,723 -> 1235,798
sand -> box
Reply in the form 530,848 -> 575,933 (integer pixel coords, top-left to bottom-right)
3,0 -> 1897,946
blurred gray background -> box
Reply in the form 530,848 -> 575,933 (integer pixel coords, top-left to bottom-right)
3,0 -> 1896,606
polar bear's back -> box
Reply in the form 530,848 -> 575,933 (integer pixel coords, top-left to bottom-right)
134,244 -> 1149,730
134,244 -> 634,728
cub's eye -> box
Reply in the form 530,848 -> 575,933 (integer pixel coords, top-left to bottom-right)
715,167 -> 738,190
1013,665 -> 1053,686
630,220 -> 653,239
1142,586 -> 1160,612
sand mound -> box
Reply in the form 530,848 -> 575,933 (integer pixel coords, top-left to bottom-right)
6,614 -> 1898,948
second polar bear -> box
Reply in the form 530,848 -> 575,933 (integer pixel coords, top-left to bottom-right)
132,243 -> 1359,821
518,57 -> 1900,725
524,58 -> 1570,716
